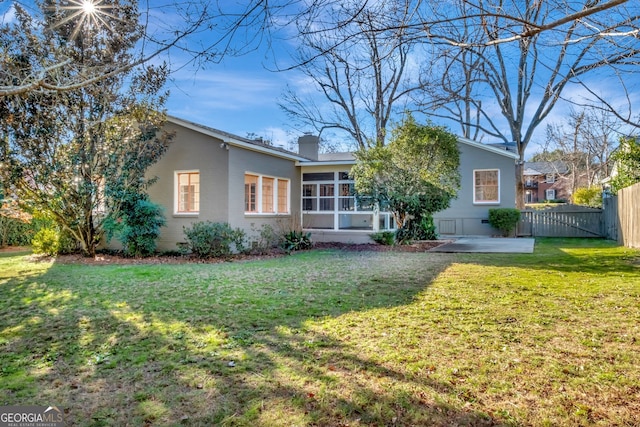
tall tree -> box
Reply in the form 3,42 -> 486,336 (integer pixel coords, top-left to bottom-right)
425,0 -> 640,207
543,106 -> 622,193
0,0 -> 172,257
280,0 -> 427,149
1,0 -> 634,97
351,113 -> 460,241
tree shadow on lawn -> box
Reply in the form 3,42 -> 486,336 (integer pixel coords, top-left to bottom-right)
0,250 -> 510,426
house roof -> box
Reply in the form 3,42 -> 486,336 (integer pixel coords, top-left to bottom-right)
168,115 -> 519,165
298,137 -> 519,167
318,152 -> 356,161
457,137 -> 520,159
524,161 -> 569,176
166,116 -> 311,162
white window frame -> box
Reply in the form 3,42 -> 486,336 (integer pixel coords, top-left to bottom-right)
545,188 -> 556,200
301,171 -> 393,231
473,169 -> 500,204
174,170 -> 200,216
302,172 -> 372,214
244,173 -> 290,215
545,174 -> 555,183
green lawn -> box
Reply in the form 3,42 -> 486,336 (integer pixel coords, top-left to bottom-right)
1,239 -> 639,426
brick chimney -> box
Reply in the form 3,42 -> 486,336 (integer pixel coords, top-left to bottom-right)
298,134 -> 319,160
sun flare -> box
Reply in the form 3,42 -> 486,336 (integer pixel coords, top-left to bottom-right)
82,0 -> 96,15
49,0 -> 115,40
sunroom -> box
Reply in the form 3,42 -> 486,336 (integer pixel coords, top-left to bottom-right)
299,166 -> 396,243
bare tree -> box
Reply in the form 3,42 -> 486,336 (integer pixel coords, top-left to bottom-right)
423,0 -> 640,207
2,0 -> 634,99
280,0 -> 427,149
544,106 -> 622,191
0,0 -> 282,96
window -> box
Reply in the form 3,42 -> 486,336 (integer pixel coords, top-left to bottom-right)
262,177 -> 274,213
244,173 -> 289,214
474,169 -> 500,204
302,172 -> 373,213
301,171 -> 389,231
339,183 -> 354,211
277,180 -> 288,213
245,174 -> 258,212
319,183 -> 334,211
176,171 -> 200,213
546,174 -> 555,183
545,189 -> 556,200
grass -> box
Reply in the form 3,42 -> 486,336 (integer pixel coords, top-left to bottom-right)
0,239 -> 639,426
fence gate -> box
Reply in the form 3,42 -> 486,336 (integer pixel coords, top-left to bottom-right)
518,208 -> 603,238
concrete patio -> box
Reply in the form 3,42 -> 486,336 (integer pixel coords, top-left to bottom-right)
430,237 -> 535,253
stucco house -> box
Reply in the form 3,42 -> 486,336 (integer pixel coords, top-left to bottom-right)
145,116 -> 518,250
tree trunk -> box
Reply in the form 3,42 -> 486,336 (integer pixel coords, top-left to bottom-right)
515,161 -> 525,209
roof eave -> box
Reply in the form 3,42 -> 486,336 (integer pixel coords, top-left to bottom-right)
297,160 -> 356,167
167,116 -> 310,162
457,137 -> 520,159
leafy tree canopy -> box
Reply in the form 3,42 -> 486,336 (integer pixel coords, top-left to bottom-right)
0,0 -> 172,257
610,136 -> 640,193
352,114 -> 460,240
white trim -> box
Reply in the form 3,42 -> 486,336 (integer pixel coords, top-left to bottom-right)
473,169 -> 501,205
174,170 -> 200,216
457,137 -> 520,159
296,160 -> 355,166
244,172 -> 290,215
545,188 -> 556,200
297,137 -> 519,168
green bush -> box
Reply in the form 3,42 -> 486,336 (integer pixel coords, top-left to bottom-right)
121,199 -> 165,257
370,231 -> 395,245
395,214 -> 438,244
0,200 -> 40,247
573,187 -> 602,208
249,224 -> 281,254
182,221 -> 246,258
103,193 -> 166,257
488,208 -> 521,237
281,230 -> 312,252
31,227 -> 60,256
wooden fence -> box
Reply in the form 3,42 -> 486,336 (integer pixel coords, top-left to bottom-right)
518,207 -> 603,238
517,183 -> 639,247
603,182 -> 640,248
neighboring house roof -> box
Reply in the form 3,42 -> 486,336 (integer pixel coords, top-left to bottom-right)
166,116 -> 311,162
523,161 -> 569,176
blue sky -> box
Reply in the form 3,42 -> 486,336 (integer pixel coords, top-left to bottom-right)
2,1 -> 638,157
164,50 -> 302,151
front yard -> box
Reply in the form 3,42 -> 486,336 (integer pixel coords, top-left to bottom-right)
1,239 -> 639,426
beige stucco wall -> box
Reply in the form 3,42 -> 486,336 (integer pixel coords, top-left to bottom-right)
140,121 -> 303,251
118,123 -> 516,251
433,142 -> 517,236
145,122 -> 230,251
226,146 -> 301,244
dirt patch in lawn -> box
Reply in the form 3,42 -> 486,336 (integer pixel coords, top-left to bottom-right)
30,240 -> 450,265
0,246 -> 31,253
